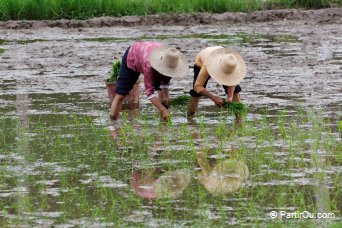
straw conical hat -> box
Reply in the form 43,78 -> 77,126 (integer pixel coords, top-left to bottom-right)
205,48 -> 247,86
150,47 -> 188,78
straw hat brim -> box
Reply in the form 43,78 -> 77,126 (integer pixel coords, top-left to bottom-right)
150,47 -> 189,78
199,160 -> 249,195
153,170 -> 191,198
205,48 -> 247,86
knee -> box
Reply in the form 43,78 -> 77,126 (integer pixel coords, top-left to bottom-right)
234,85 -> 241,93
233,93 -> 240,102
115,94 -> 126,102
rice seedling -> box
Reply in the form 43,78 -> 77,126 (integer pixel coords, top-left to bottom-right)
107,60 -> 121,83
0,106 -> 341,226
222,101 -> 248,115
169,95 -> 191,107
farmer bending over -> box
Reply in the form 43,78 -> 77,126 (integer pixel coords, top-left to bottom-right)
188,46 -> 246,122
110,42 -> 188,122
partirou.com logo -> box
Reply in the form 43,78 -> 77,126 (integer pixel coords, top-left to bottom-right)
269,211 -> 336,219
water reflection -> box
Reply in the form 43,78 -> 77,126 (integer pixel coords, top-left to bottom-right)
15,79 -> 31,225
196,151 -> 249,196
110,109 -> 140,141
130,168 -> 191,199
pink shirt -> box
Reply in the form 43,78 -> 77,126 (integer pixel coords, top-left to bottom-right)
127,42 -> 170,99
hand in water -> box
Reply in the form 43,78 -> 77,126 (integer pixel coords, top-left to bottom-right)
160,108 -> 170,122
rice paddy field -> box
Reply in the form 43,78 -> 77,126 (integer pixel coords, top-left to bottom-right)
0,7 -> 342,227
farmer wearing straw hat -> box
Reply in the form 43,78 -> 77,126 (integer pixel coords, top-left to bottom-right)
188,46 -> 247,117
110,42 -> 188,122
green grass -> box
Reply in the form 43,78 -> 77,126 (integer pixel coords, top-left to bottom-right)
264,0 -> 338,9
0,0 -> 339,21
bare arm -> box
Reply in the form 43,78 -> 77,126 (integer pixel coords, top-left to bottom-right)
149,96 -> 170,121
194,65 -> 224,107
199,89 -> 224,107
159,88 -> 170,109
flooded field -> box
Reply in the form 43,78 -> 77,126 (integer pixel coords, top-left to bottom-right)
0,11 -> 341,226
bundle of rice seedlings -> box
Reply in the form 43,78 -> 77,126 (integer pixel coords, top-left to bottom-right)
222,102 -> 248,114
169,95 -> 191,107
107,60 -> 121,82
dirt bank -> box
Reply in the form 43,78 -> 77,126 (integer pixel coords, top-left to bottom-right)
0,8 -> 341,29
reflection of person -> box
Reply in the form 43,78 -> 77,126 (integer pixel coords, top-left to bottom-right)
110,109 -> 139,141
130,168 -> 191,199
197,151 -> 249,196
110,41 -> 188,122
187,46 -> 247,124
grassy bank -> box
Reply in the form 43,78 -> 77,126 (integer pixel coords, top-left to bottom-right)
0,0 -> 339,21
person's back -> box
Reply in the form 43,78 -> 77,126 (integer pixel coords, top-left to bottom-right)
110,41 -> 188,124
188,46 -> 247,125
194,46 -> 222,67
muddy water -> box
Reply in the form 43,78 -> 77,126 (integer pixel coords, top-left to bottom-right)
0,15 -> 341,226
1,19 -> 341,113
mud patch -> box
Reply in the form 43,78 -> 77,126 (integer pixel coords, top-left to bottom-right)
0,7 -> 341,129
0,17 -> 341,118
